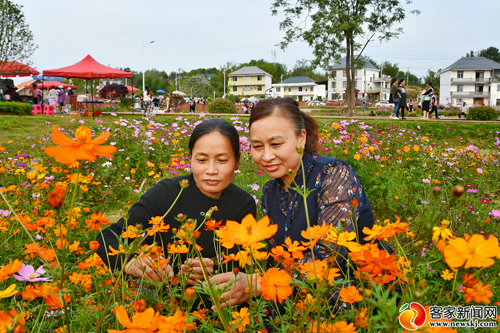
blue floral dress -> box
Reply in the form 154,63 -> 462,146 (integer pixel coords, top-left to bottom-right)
261,152 -> 376,270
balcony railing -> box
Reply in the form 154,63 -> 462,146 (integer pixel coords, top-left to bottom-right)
451,77 -> 491,83
450,91 -> 491,97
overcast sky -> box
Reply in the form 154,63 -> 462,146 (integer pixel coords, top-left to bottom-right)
11,0 -> 500,85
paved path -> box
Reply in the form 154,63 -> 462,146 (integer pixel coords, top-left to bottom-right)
101,112 -> 498,123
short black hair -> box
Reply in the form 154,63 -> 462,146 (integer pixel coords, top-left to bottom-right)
188,118 -> 240,160
398,78 -> 405,85
427,82 -> 433,87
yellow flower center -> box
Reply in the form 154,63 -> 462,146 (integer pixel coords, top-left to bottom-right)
29,274 -> 36,279
75,126 -> 92,142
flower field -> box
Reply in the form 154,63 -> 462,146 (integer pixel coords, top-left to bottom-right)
0,114 -> 499,332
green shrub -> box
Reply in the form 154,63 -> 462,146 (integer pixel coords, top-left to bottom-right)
466,106 -> 499,121
207,98 -> 237,113
0,101 -> 33,115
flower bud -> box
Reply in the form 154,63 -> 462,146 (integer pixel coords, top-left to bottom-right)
295,146 -> 304,154
287,169 -> 293,175
348,210 -> 353,216
185,288 -> 196,301
452,185 -> 465,198
340,218 -> 348,224
300,288 -> 309,296
413,291 -> 422,299
48,186 -> 65,209
176,213 -> 185,220
180,179 -> 189,188
233,267 -> 240,275
132,299 -> 146,312
351,199 -> 358,209
432,186 -> 442,196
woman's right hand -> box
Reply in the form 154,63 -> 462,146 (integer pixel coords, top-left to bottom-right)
123,256 -> 173,282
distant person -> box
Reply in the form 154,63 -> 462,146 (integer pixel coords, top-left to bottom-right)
362,101 -> 366,112
459,101 -> 468,119
421,82 -> 434,120
389,78 -> 399,119
192,98 -> 197,112
397,79 -> 408,120
67,87 -> 74,96
30,83 -> 42,105
143,85 -> 152,118
48,86 -> 58,106
408,99 -> 413,113
430,93 -> 439,119
58,85 -> 66,112
189,98 -> 194,113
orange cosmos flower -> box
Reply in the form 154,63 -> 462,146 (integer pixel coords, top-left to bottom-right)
260,267 -> 292,304
0,259 -> 22,281
299,260 -> 341,282
270,246 -> 294,268
444,235 -> 500,269
85,212 -> 109,231
22,284 -> 42,302
167,244 -> 189,254
156,310 -> 194,332
355,308 -> 369,328
301,222 -> 330,247
89,241 -> 100,251
355,250 -> 396,275
122,225 -> 141,239
363,224 -> 395,242
44,125 -> 117,164
107,305 -> 157,333
47,186 -> 65,209
229,307 -> 250,333
0,309 -> 26,333
320,321 -> 357,333
217,215 -> 277,249
462,273 -> 478,288
339,285 -> 363,303
463,282 -> 493,304
284,237 -> 306,259
204,219 -> 222,231
41,284 -> 71,310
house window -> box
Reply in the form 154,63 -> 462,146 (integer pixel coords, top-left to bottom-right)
276,87 -> 281,92
343,70 -> 346,77
354,81 -> 358,88
257,75 -> 262,81
244,76 -> 250,81
457,71 -> 464,79
299,87 -> 302,92
232,76 -> 237,82
354,69 -> 357,77
343,81 -> 347,88
244,85 -> 250,91
457,85 -> 463,92
332,71 -> 337,78
498,84 -> 500,91
288,88 -> 291,92
232,86 -> 237,92
257,85 -> 262,91
331,82 -> 336,89
497,99 -> 500,105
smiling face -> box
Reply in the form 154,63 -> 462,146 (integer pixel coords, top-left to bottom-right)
190,131 -> 239,199
250,114 -> 306,186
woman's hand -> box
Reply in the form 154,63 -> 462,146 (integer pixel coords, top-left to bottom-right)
123,256 -> 173,282
209,272 -> 261,308
180,258 -> 214,285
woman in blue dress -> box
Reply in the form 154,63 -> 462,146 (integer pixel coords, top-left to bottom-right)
211,97 -> 379,306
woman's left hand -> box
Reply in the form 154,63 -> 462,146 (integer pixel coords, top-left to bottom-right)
180,258 -> 214,285
209,272 -> 260,308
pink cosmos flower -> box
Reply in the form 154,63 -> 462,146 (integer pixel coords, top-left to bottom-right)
489,210 -> 500,219
12,264 -> 51,282
247,184 -> 260,191
480,198 -> 491,204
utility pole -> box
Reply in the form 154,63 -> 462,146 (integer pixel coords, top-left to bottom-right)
223,69 -> 227,98
141,40 -> 155,92
407,67 -> 409,86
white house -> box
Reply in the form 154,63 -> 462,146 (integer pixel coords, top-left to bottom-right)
269,76 -> 326,101
227,66 -> 273,97
328,55 -> 390,102
440,57 -> 500,107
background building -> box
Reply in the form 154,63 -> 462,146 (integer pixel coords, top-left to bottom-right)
227,66 -> 272,97
440,57 -> 500,107
269,76 -> 326,101
328,55 -> 390,102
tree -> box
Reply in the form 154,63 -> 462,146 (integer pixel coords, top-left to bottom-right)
289,59 -> 328,81
0,0 -> 38,72
478,47 -> 500,63
381,61 -> 400,78
465,50 -> 475,57
271,0 -> 419,116
182,76 -> 211,98
99,84 -> 128,99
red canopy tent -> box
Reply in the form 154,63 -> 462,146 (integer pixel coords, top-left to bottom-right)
0,61 -> 39,77
42,55 -> 134,116
25,81 -> 77,90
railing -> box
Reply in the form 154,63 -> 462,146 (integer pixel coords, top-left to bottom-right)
450,91 -> 490,97
451,77 -> 491,83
